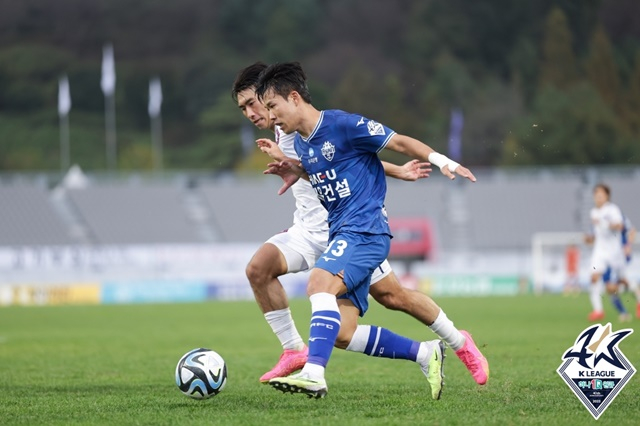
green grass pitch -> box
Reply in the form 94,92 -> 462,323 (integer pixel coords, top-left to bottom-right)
1,295 -> 638,425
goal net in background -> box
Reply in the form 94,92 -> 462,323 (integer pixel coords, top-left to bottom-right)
531,232 -> 586,295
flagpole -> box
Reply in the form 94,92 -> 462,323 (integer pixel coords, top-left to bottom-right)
101,43 -> 117,171
105,93 -> 117,170
60,113 -> 70,172
148,77 -> 163,171
58,75 -> 71,172
151,112 -> 163,171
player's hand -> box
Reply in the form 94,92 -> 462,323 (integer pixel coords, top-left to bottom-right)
264,161 -> 300,195
398,160 -> 432,181
441,164 -> 477,182
256,138 -> 285,161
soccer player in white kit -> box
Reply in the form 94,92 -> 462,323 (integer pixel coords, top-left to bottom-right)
620,216 -> 640,318
231,63 -> 489,397
585,184 -> 626,321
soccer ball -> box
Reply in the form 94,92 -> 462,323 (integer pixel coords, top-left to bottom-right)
175,348 -> 227,399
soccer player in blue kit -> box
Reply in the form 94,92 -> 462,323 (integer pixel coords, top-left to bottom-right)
255,62 -> 484,398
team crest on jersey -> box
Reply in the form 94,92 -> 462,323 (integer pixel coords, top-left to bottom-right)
321,141 -> 335,161
557,323 -> 635,420
367,120 -> 385,136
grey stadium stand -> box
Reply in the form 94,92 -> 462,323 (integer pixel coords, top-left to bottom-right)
199,178 -> 296,243
465,179 -> 583,250
0,184 -> 75,245
66,184 -> 201,244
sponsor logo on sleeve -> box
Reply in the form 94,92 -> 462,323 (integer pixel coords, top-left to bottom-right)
367,120 -> 385,136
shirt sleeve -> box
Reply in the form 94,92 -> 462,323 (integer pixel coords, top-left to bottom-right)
609,205 -> 623,225
343,114 -> 396,154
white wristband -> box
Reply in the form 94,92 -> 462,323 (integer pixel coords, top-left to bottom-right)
428,152 -> 459,172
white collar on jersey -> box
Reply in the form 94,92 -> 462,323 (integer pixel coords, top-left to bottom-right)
301,110 -> 325,142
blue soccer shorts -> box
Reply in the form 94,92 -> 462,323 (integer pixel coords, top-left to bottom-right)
313,230 -> 391,316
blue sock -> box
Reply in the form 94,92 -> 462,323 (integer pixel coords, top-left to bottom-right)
364,326 -> 421,361
610,294 -> 627,314
307,309 -> 341,368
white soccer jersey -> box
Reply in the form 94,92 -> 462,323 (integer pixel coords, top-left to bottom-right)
275,126 -> 328,237
590,201 -> 624,269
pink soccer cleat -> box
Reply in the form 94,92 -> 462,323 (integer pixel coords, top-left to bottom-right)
455,330 -> 489,385
259,346 -> 309,383
588,311 -> 605,322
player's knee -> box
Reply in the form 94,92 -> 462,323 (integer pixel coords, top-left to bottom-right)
245,259 -> 269,287
307,271 -> 341,296
605,284 -> 618,294
334,328 -> 354,350
334,336 -> 350,350
371,288 -> 404,311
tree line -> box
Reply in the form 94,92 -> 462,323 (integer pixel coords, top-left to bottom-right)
0,0 -> 638,172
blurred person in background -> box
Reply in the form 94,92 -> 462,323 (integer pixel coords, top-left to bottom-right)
584,183 -> 634,322
616,215 -> 640,319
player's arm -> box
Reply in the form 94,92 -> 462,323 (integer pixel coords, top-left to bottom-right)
628,226 -> 637,244
584,234 -> 594,245
624,224 -> 636,255
385,134 -> 476,182
256,138 -> 286,162
609,222 -> 624,231
382,160 -> 431,181
263,159 -> 309,195
608,207 -> 625,231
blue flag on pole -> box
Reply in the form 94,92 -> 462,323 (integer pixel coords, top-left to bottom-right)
448,108 -> 463,162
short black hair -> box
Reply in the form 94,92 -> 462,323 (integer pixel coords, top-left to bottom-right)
231,62 -> 268,102
594,183 -> 611,198
255,62 -> 312,104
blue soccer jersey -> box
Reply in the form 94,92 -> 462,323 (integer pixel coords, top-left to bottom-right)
294,110 -> 395,238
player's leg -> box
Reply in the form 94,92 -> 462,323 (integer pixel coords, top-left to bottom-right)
607,283 -> 630,322
588,261 -> 605,321
336,300 -> 445,400
606,268 -> 630,322
619,264 -> 640,318
268,268 -> 343,398
247,229 -> 312,382
268,232 -> 388,398
368,262 -> 488,385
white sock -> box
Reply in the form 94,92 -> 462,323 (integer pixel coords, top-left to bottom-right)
429,310 -> 465,351
416,341 -> 435,365
264,308 -> 305,351
345,325 -> 370,353
300,362 -> 325,379
589,284 -> 603,312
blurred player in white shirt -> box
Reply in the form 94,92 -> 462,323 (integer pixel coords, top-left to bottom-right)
584,183 -> 626,321
231,62 -> 488,394
615,215 -> 640,319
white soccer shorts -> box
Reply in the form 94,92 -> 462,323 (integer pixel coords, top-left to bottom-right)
590,253 -> 624,281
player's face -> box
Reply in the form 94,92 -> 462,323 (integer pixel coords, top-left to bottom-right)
593,187 -> 608,207
236,88 -> 273,131
262,89 -> 299,134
